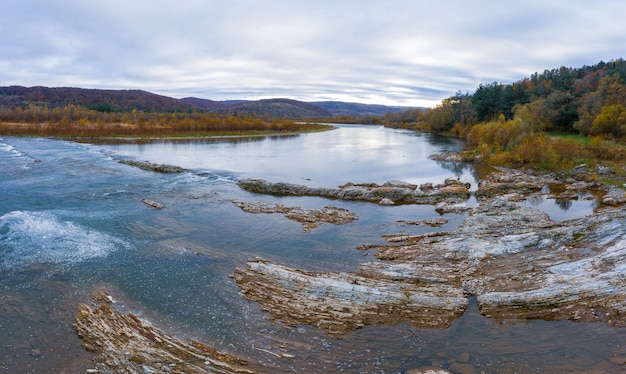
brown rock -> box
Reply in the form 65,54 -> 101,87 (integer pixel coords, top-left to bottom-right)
232,260 -> 468,337
457,351 -> 470,363
74,294 -> 255,374
449,362 -> 475,374
233,201 -> 357,232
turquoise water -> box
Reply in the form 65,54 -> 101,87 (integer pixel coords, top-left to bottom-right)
0,125 -> 622,373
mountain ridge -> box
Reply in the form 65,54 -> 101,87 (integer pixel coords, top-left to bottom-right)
0,86 -> 412,118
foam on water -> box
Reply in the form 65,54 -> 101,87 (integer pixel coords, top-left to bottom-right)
0,137 -> 35,168
192,169 -> 239,183
0,138 -> 22,157
0,210 -> 131,269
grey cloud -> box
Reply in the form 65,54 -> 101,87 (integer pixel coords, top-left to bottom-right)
1,0 -> 625,107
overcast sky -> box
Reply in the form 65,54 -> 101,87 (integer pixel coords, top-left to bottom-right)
1,1 -> 624,107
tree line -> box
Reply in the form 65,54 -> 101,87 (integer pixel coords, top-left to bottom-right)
0,104 -> 324,137
381,59 -> 626,172
384,58 -> 626,138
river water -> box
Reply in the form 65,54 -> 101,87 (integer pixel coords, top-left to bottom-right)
0,125 -> 622,373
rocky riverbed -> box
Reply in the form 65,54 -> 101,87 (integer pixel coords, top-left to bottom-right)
232,165 -> 626,335
74,158 -> 626,372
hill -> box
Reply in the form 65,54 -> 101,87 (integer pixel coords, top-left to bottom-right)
1,86 -> 414,118
181,97 -> 410,118
0,86 -> 195,112
179,97 -> 229,110
313,101 -> 409,116
216,98 -> 332,118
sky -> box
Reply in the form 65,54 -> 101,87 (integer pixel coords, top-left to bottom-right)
1,1 -> 625,107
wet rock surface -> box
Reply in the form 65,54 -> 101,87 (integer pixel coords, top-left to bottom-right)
119,159 -> 185,173
237,178 -> 470,205
142,198 -> 165,209
233,167 -> 626,337
74,293 -> 255,374
375,198 -> 626,325
429,151 -> 479,163
397,217 -> 449,227
233,201 -> 357,232
232,259 -> 468,337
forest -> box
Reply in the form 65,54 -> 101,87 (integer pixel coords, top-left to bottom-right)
382,59 -> 626,173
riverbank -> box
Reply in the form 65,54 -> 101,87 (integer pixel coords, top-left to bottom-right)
72,147 -> 626,372
0,121 -> 333,142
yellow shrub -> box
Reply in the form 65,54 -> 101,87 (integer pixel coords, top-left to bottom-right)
511,133 -> 557,166
550,138 -> 586,165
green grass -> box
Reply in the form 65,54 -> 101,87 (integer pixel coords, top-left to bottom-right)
547,132 -> 589,146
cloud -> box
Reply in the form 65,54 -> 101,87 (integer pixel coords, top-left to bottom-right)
1,0 -> 625,107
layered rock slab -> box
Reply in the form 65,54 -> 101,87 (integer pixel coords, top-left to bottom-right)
232,260 -> 468,337
233,194 -> 626,334
119,159 -> 185,173
237,178 -> 470,205
234,168 -> 626,336
233,201 -> 357,232
74,294 -> 255,374
476,207 -> 626,323
373,196 -> 626,326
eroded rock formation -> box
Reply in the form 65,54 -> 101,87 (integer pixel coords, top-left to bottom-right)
237,178 -> 470,205
374,198 -> 626,325
232,259 -> 468,337
232,201 -> 357,232
74,293 -> 255,374
232,169 -> 626,336
119,159 -> 185,173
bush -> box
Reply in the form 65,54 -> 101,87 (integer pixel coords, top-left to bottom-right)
550,137 -> 586,165
467,118 -> 529,152
510,133 -> 557,166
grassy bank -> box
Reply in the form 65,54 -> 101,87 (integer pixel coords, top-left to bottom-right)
458,118 -> 626,185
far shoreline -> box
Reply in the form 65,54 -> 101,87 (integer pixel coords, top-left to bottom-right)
0,122 -> 336,144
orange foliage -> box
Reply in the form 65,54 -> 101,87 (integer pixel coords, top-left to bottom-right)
0,105 -> 321,137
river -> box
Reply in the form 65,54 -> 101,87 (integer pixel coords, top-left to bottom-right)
0,124 -> 621,373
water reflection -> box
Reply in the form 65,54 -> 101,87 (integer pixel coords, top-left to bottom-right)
102,125 -> 476,188
86,133 -> 301,145
518,189 -> 598,221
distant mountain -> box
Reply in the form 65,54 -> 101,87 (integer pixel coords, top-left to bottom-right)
1,86 -> 414,118
217,98 -> 332,118
179,97 -> 229,110
182,97 -> 334,117
0,86 -> 195,112
313,101 -> 409,117
181,97 -> 410,117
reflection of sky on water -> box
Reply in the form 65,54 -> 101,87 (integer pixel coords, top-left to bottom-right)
518,190 -> 598,221
102,124 -> 476,188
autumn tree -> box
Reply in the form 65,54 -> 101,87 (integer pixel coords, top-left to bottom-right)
590,104 -> 626,137
597,73 -> 626,106
424,99 -> 456,133
574,91 -> 602,135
